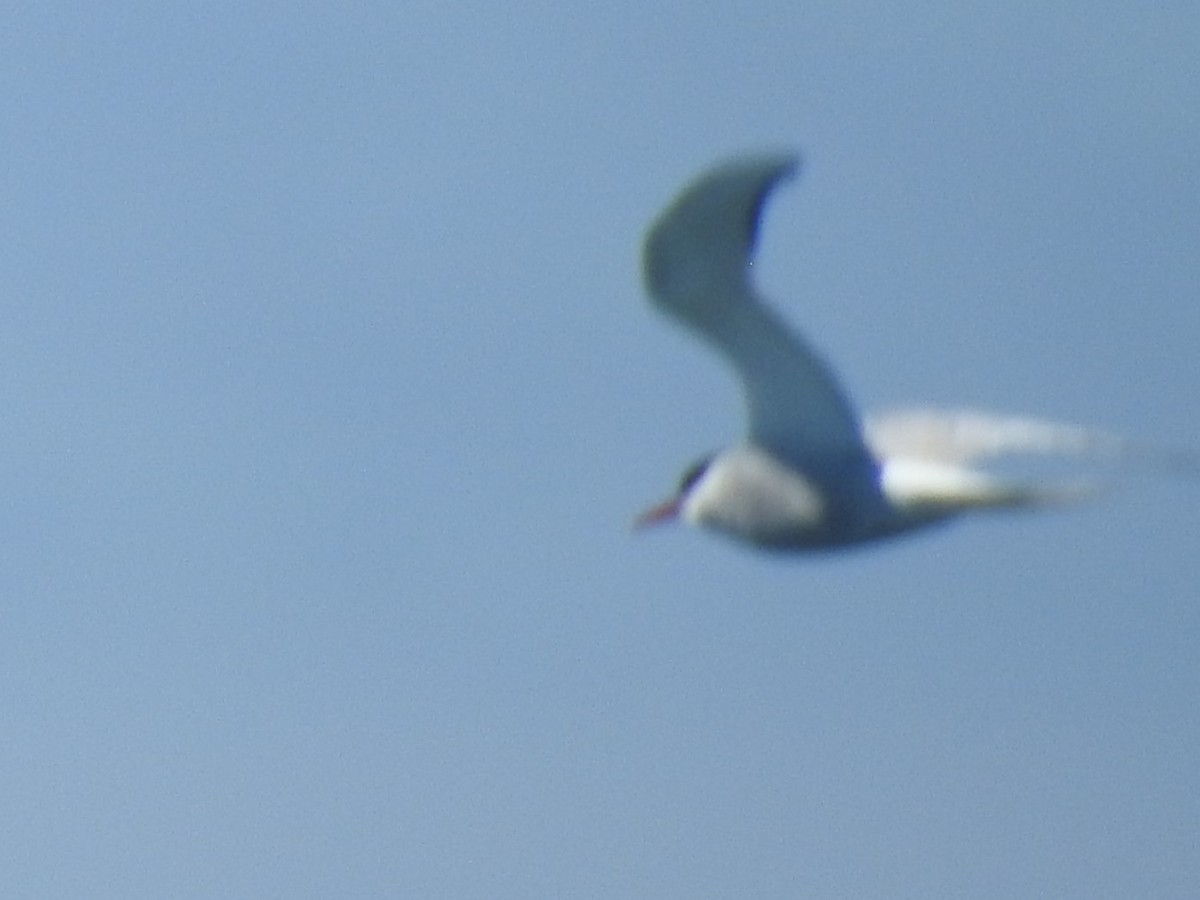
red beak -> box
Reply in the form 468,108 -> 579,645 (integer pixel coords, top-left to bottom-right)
633,497 -> 681,529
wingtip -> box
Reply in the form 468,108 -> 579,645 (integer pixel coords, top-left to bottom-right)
707,150 -> 802,194
642,150 -> 804,305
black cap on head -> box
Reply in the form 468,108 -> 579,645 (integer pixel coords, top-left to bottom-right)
677,455 -> 714,496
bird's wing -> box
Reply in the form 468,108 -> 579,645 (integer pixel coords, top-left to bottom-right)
642,154 -> 872,474
862,408 -> 1126,465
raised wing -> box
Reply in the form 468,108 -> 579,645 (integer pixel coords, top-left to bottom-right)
642,154 -> 872,475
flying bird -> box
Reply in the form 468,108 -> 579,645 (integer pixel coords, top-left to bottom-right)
636,152 -> 1184,550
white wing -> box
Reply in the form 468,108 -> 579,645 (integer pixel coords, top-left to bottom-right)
862,408 -> 1126,465
865,408 -> 1200,514
642,154 -> 873,476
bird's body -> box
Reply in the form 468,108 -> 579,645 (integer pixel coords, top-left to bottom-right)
636,152 -> 1174,551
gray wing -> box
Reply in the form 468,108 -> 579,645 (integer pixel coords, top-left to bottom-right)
642,154 -> 873,474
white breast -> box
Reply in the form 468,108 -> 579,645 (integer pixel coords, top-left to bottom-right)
680,446 -> 828,547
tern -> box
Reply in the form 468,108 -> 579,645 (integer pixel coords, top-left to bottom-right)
636,152 -> 1178,550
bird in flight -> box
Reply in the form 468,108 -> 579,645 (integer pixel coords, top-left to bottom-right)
635,152 -> 1186,550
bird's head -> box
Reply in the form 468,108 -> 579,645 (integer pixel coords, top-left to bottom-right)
633,455 -> 715,528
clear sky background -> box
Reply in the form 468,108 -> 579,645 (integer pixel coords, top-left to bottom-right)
2,4 -> 1197,898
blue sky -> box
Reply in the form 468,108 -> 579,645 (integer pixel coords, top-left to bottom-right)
1,3 -> 1197,897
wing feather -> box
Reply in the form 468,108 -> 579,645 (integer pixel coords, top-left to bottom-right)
863,409 -> 1124,465
642,154 -> 872,474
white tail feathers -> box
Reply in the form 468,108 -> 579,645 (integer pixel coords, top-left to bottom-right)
879,458 -> 1103,517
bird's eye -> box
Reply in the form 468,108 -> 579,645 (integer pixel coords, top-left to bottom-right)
678,456 -> 713,494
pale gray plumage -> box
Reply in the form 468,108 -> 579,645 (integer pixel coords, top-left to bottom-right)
636,151 -> 1180,550
643,156 -> 870,479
